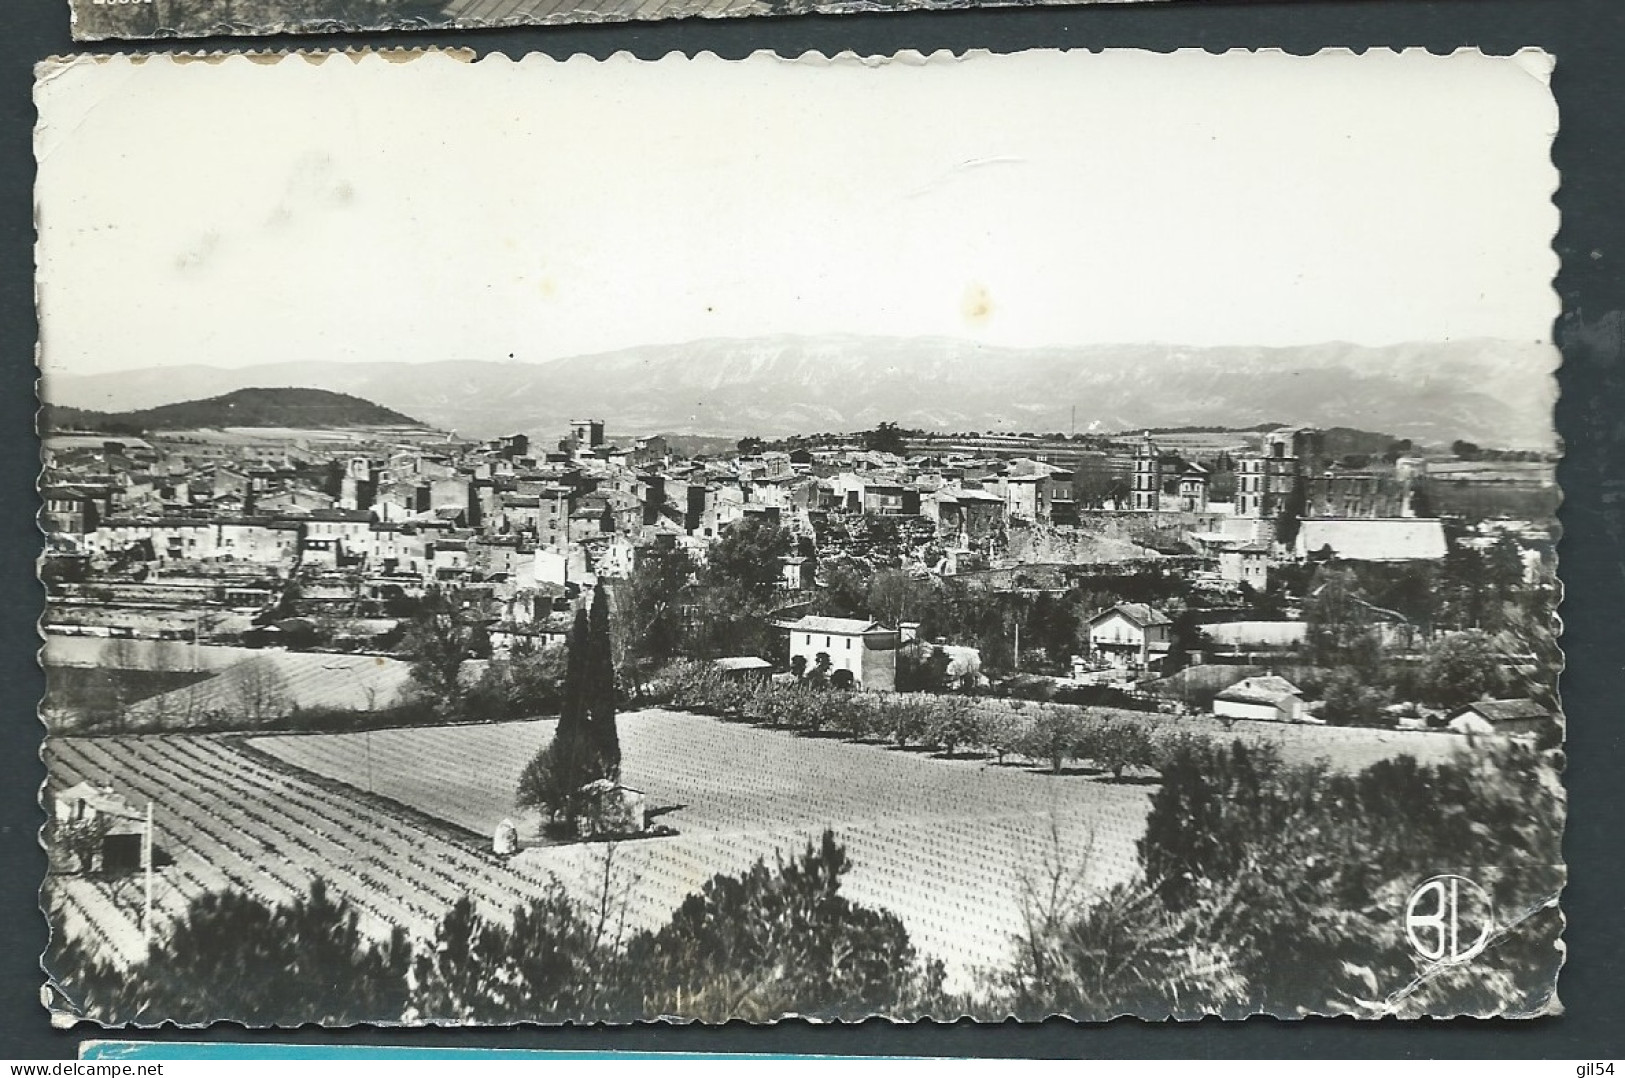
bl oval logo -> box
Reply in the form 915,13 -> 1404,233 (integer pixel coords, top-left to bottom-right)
1405,874 -> 1495,965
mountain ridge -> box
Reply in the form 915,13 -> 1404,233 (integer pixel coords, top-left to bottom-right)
42,335 -> 1558,448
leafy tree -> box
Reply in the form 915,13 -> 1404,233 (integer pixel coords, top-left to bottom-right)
866,570 -> 944,637
1165,608 -> 1208,674
464,643 -> 569,721
700,517 -> 793,601
1273,480 -> 1309,548
922,695 -> 980,757
1319,668 -> 1393,726
49,814 -> 110,876
1485,534 -> 1527,598
1439,541 -> 1491,629
1140,739 -> 1298,911
1016,705 -> 1092,774
993,874 -> 1247,1021
515,735 -> 590,826
1090,721 -> 1156,781
1304,567 -> 1384,675
1024,592 -> 1082,670
49,880 -> 410,1025
1071,457 -> 1118,508
815,559 -> 871,619
626,830 -> 946,1021
861,421 -> 909,457
829,668 -> 855,690
610,544 -> 692,693
409,887 -> 611,1023
978,708 -> 1026,765
1418,630 -> 1508,709
1408,482 -> 1436,519
403,586 -> 491,715
897,644 -> 952,692
517,594 -> 622,828
1498,602 -> 1562,708
884,694 -> 933,747
1452,439 -> 1483,461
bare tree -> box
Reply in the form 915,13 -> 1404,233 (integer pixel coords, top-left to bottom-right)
94,636 -> 144,732
1011,816 -> 1097,994
228,658 -> 293,726
586,841 -> 643,955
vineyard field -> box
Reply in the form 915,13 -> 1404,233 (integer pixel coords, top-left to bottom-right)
254,711 -> 1155,989
43,732 -> 600,980
250,709 -> 1468,989
46,709 -> 1472,997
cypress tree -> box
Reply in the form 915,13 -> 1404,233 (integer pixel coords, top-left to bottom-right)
557,606 -> 590,749
515,605 -> 597,827
586,584 -> 621,779
552,606 -> 596,802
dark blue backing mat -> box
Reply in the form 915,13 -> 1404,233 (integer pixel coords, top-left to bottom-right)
4,0 -> 1623,1060
81,1043 -> 890,1059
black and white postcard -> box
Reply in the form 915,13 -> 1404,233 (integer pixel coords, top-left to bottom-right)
35,48 -> 1564,1026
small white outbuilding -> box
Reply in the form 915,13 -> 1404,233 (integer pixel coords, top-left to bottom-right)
1213,674 -> 1307,723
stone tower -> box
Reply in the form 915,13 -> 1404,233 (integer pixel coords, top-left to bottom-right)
1130,433 -> 1162,512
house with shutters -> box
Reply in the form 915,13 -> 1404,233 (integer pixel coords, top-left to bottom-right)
1084,602 -> 1174,673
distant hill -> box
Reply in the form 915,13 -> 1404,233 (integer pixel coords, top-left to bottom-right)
43,335 -> 1559,449
42,387 -> 424,434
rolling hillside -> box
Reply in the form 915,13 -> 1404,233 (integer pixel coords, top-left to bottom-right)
42,387 -> 424,434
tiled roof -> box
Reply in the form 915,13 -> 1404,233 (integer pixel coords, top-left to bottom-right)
1089,602 -> 1172,628
1453,698 -> 1552,724
713,656 -> 774,671
775,615 -> 890,635
1215,674 -> 1305,705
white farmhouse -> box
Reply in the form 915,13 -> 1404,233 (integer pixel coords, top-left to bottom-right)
775,614 -> 901,691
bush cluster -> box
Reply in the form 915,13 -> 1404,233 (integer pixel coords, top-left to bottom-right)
50,830 -> 946,1025
1113,737 -> 1565,1018
648,661 -> 1200,779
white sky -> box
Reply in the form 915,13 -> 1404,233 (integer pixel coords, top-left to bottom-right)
34,48 -> 1559,378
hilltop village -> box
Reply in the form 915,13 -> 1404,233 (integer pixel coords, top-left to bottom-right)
39,400 -> 1560,736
